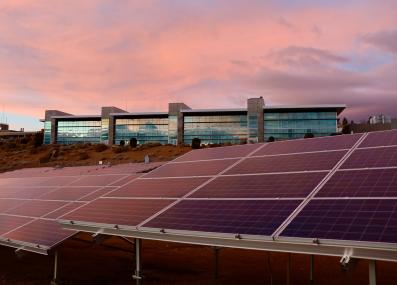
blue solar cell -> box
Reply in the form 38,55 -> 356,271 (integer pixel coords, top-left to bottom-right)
317,169 -> 397,197
281,199 -> 397,243
191,172 -> 326,198
143,200 -> 301,236
255,134 -> 362,156
341,146 -> 397,169
359,130 -> 397,148
226,151 -> 346,175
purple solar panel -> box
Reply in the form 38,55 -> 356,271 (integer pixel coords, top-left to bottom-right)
34,176 -> 81,187
317,169 -> 397,197
108,177 -> 209,198
0,187 -> 57,199
0,199 -> 27,213
174,144 -> 262,162
44,202 -> 86,219
145,159 -> 239,178
39,187 -> 103,201
63,198 -> 174,226
281,199 -> 397,243
108,174 -> 141,186
226,151 -> 347,175
255,134 -> 362,156
359,130 -> 397,148
78,187 -> 118,201
6,200 -> 68,218
191,172 -> 327,198
144,200 -> 301,236
341,146 -> 397,169
69,174 -> 127,186
0,215 -> 32,235
4,219 -> 75,248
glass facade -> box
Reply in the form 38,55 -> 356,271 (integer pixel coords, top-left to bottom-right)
100,118 -> 109,144
56,120 -> 101,144
114,117 -> 169,145
43,121 -> 52,144
248,114 -> 258,142
183,114 -> 248,145
264,111 -> 337,141
168,115 -> 178,145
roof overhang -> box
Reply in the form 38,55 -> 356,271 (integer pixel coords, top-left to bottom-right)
264,104 -> 346,115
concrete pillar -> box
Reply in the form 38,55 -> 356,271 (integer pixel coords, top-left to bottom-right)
101,106 -> 127,145
247,97 -> 265,143
369,260 -> 376,285
168,103 -> 190,145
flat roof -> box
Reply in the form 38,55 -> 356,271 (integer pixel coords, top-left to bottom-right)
52,115 -> 101,120
110,112 -> 168,116
264,104 -> 346,115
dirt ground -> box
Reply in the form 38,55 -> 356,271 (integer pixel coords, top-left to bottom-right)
0,142 -> 191,173
0,233 -> 396,285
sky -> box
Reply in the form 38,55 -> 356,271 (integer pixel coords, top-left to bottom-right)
0,0 -> 396,131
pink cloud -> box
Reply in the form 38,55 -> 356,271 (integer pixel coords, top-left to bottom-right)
0,0 -> 396,129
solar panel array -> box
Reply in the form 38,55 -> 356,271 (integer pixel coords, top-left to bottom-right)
61,132 -> 397,249
0,162 -> 163,253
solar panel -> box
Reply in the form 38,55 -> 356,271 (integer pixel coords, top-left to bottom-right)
341,146 -> 397,169
174,144 -> 262,162
143,200 -> 301,236
43,202 -> 86,219
6,200 -> 68,218
0,215 -> 33,235
255,134 -> 362,156
317,169 -> 397,197
39,186 -> 104,201
0,199 -> 26,212
359,130 -> 397,148
107,177 -> 210,198
3,219 -> 74,248
145,159 -> 239,178
69,174 -> 128,186
281,199 -> 397,243
191,172 -> 327,198
0,187 -> 58,199
62,198 -> 174,226
78,187 -> 118,201
225,151 -> 347,175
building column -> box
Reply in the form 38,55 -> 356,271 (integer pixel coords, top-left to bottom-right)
247,97 -> 264,143
168,103 -> 190,145
101,106 -> 127,145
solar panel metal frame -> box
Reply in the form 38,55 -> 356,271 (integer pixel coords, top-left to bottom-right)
60,131 -> 397,262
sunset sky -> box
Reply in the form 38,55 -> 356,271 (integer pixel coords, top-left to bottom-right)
0,0 -> 396,131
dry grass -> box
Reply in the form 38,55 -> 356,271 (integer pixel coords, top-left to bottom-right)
0,140 -> 191,173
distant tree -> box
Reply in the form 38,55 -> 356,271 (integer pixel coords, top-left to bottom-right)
341,117 -> 351,134
267,136 -> 275,142
192,138 -> 201,149
33,132 -> 44,148
129,138 -> 137,148
304,133 -> 314,139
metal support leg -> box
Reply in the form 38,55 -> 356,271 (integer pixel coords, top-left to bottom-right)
286,253 -> 291,285
267,252 -> 273,285
309,255 -> 314,285
369,260 -> 377,285
133,238 -> 142,284
51,251 -> 58,285
213,247 -> 220,279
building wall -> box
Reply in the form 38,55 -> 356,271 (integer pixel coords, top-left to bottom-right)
56,119 -> 101,144
183,114 -> 248,145
264,111 -> 337,141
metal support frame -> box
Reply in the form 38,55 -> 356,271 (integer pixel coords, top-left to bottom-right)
51,251 -> 59,285
369,260 -> 377,285
309,254 -> 314,285
267,252 -> 273,285
133,238 -> 142,283
213,247 -> 220,279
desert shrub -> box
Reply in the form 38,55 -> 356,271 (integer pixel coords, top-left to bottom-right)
119,140 -> 125,146
304,133 -> 314,139
39,152 -> 52,163
19,138 -> 29,144
267,136 -> 275,142
113,146 -> 128,154
94,143 -> 108,152
191,138 -> 201,149
33,132 -> 44,147
5,142 -> 17,150
130,138 -> 137,148
78,152 -> 89,160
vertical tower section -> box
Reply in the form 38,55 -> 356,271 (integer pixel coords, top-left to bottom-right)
168,103 -> 191,145
247,97 -> 265,143
101,107 -> 127,145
